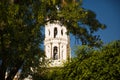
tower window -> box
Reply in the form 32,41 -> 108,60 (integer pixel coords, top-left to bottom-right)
54,27 -> 57,38
48,30 -> 50,36
61,29 -> 63,35
53,46 -> 58,60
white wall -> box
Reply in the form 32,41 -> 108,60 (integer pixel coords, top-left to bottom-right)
44,21 -> 70,67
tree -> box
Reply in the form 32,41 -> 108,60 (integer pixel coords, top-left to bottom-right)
0,0 -> 45,80
0,0 -> 106,80
44,0 -> 106,47
61,40 -> 120,80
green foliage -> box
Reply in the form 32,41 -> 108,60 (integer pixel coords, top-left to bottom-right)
30,67 -> 63,80
0,0 -> 45,80
45,67 -> 63,80
42,0 -> 106,47
60,40 -> 120,80
37,41 -> 120,80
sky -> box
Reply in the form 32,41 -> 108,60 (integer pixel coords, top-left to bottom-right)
82,0 -> 120,44
70,0 -> 120,56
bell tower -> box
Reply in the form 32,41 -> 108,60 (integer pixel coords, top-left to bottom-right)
44,21 -> 71,67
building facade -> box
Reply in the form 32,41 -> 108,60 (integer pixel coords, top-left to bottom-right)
44,21 -> 71,67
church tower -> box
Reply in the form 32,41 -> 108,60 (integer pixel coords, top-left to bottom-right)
44,21 -> 71,67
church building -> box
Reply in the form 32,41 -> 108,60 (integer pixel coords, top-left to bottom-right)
44,21 -> 71,67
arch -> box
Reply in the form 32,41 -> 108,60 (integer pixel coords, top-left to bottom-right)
53,46 -> 58,60
48,30 -> 50,36
54,27 -> 57,38
61,29 -> 63,35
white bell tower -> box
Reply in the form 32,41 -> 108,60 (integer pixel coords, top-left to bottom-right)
44,21 -> 71,67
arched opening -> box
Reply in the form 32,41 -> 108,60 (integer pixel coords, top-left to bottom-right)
61,29 -> 63,35
54,27 -> 57,38
48,30 -> 50,36
53,46 -> 58,60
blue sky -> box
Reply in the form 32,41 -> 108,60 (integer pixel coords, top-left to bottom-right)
82,0 -> 120,44
71,0 -> 120,45
70,0 -> 120,56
